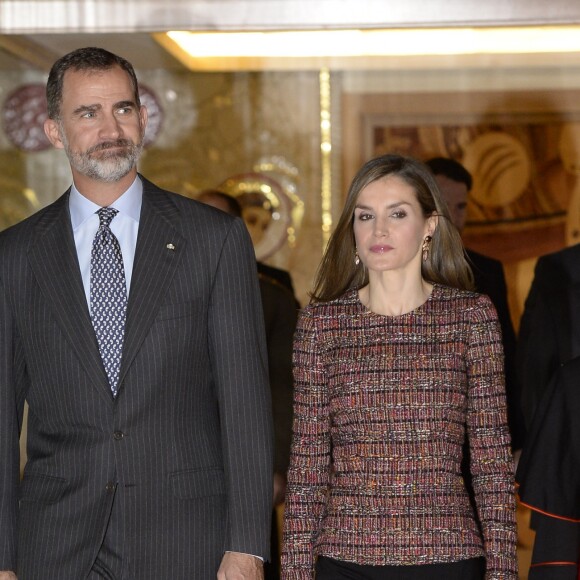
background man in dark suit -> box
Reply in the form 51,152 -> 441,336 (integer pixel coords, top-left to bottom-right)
257,261 -> 299,308
0,47 -> 272,580
516,354 -> 580,579
426,157 -> 525,450
517,243 -> 580,428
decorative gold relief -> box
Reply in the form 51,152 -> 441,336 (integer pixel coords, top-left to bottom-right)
219,156 -> 303,261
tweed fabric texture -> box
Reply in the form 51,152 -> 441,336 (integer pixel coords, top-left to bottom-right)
282,285 -> 517,579
90,207 -> 127,396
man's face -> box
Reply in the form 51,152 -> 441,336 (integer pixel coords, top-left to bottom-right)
242,206 -> 272,247
44,66 -> 147,183
434,174 -> 469,233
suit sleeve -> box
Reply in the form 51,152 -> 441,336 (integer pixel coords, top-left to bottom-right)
0,277 -> 25,571
529,514 -> 580,579
207,218 -> 273,559
516,257 -> 561,429
516,356 -> 580,529
517,360 -> 580,579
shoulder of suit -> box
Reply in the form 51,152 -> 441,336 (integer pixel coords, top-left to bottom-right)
465,247 -> 502,268
537,242 -> 580,266
258,272 -> 295,297
533,243 -> 580,286
257,261 -> 293,286
140,176 -> 238,227
0,190 -> 69,248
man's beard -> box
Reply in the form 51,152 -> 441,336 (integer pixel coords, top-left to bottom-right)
61,131 -> 143,183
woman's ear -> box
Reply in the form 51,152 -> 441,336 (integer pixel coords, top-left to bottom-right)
427,212 -> 439,237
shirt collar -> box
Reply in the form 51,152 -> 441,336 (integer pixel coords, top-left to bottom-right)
69,176 -> 143,231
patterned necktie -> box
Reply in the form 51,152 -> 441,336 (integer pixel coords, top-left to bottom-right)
90,207 -> 127,397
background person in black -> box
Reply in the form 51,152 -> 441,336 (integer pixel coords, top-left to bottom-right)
516,354 -> 580,579
426,156 -> 525,451
516,242 -> 580,430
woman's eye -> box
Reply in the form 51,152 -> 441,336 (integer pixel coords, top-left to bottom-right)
357,212 -> 373,221
391,210 -> 407,219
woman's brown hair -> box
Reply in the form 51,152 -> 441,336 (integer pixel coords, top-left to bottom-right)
310,154 -> 474,303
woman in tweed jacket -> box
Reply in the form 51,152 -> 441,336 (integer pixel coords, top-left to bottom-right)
281,154 -> 517,580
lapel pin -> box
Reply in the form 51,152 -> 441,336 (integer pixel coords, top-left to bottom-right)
166,243 -> 175,251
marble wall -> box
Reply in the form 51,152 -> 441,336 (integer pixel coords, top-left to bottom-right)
0,67 -> 337,306
3,61 -> 580,313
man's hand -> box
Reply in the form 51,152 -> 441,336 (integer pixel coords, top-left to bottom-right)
0,572 -> 17,579
217,552 -> 264,580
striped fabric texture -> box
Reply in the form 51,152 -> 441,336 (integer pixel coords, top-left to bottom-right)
0,177 -> 273,579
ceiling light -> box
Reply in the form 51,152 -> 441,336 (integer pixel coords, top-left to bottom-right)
155,26 -> 580,70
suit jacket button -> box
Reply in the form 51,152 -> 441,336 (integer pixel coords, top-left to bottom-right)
105,482 -> 116,494
113,431 -> 125,440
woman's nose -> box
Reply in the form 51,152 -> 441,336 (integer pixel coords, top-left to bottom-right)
374,217 -> 388,236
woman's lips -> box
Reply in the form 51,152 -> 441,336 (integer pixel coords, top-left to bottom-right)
370,245 -> 393,253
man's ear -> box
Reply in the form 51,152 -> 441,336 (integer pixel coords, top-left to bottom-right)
139,105 -> 148,140
44,118 -> 64,149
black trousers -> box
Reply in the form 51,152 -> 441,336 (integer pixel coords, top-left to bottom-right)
315,556 -> 485,580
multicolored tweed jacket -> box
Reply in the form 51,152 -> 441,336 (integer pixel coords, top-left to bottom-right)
281,284 -> 517,579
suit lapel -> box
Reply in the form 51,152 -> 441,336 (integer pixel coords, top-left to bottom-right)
119,180 -> 184,387
27,192 -> 112,402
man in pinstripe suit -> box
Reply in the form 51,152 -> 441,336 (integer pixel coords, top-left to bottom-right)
0,47 -> 273,580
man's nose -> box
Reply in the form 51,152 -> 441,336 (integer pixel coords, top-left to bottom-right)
99,114 -> 122,139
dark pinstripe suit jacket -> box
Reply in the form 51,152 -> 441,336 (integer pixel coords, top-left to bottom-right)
0,176 -> 273,579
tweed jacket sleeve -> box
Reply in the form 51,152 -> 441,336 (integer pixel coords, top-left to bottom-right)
281,306 -> 329,579
466,295 -> 518,579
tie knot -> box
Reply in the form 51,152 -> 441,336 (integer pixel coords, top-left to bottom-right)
97,207 -> 119,228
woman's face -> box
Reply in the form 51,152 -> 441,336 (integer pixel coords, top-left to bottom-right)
353,175 -> 435,277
